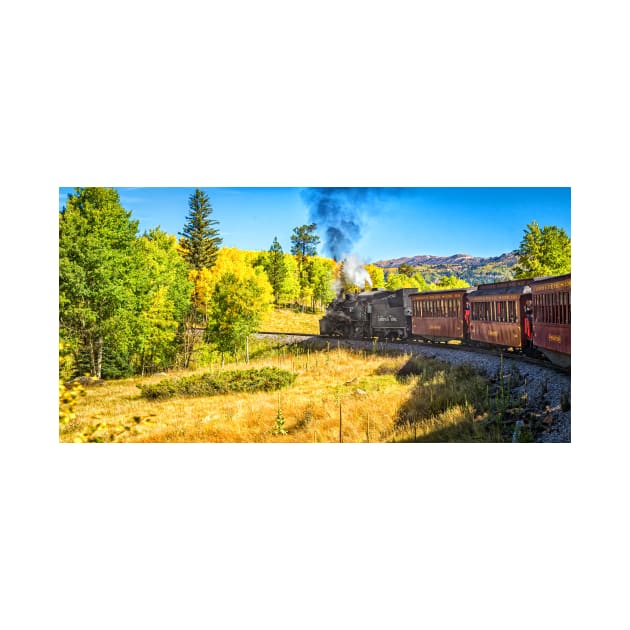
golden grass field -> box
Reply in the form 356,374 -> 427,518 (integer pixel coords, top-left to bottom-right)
60,308 -> 500,443
259,306 -> 321,334
61,344 -> 407,442
60,340 -> 497,443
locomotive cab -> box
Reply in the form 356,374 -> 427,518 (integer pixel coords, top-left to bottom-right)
369,288 -> 417,340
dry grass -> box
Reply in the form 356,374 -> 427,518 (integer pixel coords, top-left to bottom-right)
260,307 -> 322,334
61,344 -> 423,443
60,339 -> 504,443
59,307 -> 533,443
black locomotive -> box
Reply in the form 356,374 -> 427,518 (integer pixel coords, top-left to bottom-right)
319,288 -> 417,340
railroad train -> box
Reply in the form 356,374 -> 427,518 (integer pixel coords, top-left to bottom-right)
319,274 -> 571,367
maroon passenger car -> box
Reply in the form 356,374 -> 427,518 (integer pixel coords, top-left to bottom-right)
410,288 -> 472,342
530,273 -> 571,367
468,279 -> 533,350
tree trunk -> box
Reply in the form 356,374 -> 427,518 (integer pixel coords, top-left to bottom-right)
96,337 -> 103,379
89,337 -> 97,378
182,332 -> 190,368
181,319 -> 199,369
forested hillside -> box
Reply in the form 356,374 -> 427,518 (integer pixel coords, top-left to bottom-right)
372,252 -> 519,286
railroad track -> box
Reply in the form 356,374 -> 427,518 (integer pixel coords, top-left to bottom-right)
256,331 -> 570,374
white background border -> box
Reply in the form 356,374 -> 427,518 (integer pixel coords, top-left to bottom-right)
1,2 -> 626,629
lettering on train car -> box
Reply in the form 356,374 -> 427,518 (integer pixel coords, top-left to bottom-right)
470,294 -> 517,302
536,280 -> 571,291
377,315 -> 398,322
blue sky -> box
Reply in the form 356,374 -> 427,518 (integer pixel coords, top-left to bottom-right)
58,187 -> 571,262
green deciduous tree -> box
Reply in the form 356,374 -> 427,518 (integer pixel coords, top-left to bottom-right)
435,275 -> 470,289
203,247 -> 273,356
277,254 -> 300,306
134,228 -> 193,373
310,257 -> 336,310
385,271 -> 429,291
59,187 -> 142,378
178,189 -> 222,270
134,286 -> 179,374
203,253 -> 273,364
365,264 -> 385,289
514,221 -> 571,278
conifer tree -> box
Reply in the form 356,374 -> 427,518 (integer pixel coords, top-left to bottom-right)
290,223 -> 320,259
263,237 -> 289,304
179,189 -> 222,270
290,223 -> 320,310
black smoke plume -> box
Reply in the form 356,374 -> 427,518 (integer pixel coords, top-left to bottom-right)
300,188 -> 378,261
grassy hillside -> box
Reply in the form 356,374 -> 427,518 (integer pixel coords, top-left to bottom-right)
260,306 -> 322,334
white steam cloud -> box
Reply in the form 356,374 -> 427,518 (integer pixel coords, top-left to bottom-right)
339,254 -> 372,291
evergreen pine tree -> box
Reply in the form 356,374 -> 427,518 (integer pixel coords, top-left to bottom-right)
290,223 -> 320,259
290,223 -> 320,310
264,236 -> 289,304
179,189 -> 222,270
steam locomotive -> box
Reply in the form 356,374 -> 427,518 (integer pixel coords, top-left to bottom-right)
319,274 -> 571,367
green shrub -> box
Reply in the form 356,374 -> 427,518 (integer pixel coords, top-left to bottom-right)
138,367 -> 297,400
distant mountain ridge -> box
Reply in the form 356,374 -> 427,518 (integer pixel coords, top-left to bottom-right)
372,251 -> 519,285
